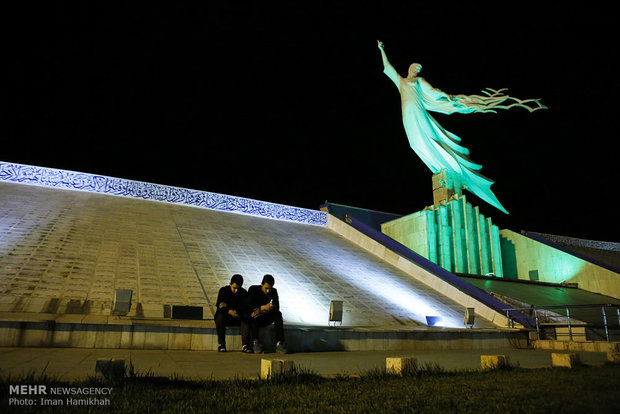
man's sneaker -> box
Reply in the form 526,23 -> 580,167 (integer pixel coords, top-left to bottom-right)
218,344 -> 226,352
252,340 -> 263,354
242,345 -> 253,353
276,341 -> 288,354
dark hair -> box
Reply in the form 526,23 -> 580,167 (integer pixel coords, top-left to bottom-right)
230,274 -> 244,287
261,274 -> 275,286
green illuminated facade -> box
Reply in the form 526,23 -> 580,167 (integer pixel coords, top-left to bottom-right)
382,193 -> 503,277
381,170 -> 619,299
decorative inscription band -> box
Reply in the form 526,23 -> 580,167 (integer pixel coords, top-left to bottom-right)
0,162 -> 328,226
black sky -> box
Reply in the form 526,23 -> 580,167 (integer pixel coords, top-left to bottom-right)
2,2 -> 618,241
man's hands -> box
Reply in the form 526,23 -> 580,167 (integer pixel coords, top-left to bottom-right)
251,303 -> 274,318
377,40 -> 384,50
228,309 -> 239,318
219,302 -> 240,318
222,300 -> 275,319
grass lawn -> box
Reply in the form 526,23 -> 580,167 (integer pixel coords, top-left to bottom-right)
2,363 -> 619,413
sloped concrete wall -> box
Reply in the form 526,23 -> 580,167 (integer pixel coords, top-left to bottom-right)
500,229 -> 620,299
1,181 -> 497,328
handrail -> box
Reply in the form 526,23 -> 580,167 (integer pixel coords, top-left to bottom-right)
503,303 -> 620,342
503,303 -> 620,311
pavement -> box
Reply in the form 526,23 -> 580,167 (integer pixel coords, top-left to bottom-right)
0,347 -> 611,381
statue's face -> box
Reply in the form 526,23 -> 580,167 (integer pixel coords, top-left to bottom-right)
408,63 -> 422,77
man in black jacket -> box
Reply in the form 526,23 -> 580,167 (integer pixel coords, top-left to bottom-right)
214,274 -> 251,353
248,274 -> 287,354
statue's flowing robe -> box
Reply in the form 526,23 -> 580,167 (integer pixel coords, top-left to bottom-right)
383,64 -> 544,214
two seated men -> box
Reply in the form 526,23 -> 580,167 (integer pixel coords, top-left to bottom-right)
214,274 -> 287,354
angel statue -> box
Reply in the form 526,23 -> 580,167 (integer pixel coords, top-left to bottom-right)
377,40 -> 546,214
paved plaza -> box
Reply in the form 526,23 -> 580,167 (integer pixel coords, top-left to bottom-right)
0,347 -> 610,381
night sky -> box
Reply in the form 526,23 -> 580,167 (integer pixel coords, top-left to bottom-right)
2,2 -> 618,242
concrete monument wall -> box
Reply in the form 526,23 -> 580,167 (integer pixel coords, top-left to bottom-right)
499,229 -> 620,299
381,195 -> 503,277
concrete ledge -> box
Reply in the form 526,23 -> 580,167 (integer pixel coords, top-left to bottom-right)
534,339 -> 620,353
0,318 -> 528,351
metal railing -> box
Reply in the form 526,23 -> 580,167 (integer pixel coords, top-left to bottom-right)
503,303 -> 620,342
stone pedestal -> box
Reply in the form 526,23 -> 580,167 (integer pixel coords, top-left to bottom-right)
551,352 -> 580,368
260,359 -> 294,379
432,169 -> 462,208
386,357 -> 418,375
606,352 -> 620,363
382,193 -> 503,276
480,355 -> 508,370
95,359 -> 126,380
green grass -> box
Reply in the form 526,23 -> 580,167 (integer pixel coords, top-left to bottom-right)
2,363 -> 619,413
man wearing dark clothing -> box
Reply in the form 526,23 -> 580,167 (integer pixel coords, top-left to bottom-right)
248,274 -> 287,354
214,274 -> 251,353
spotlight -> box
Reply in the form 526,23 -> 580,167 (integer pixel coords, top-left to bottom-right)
464,308 -> 475,328
113,289 -> 132,315
329,300 -> 343,326
425,316 -> 442,327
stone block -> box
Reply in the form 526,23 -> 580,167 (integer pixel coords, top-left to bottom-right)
551,352 -> 580,368
480,355 -> 508,370
260,359 -> 294,380
606,352 -> 620,363
386,357 -> 418,375
95,359 -> 126,381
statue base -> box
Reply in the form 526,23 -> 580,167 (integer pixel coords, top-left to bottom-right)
432,170 -> 462,209
382,171 -> 503,277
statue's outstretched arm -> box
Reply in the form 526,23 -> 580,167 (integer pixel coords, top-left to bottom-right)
377,40 -> 389,68
377,40 -> 400,87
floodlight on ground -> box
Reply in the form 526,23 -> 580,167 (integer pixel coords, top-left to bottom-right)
464,307 -> 475,328
172,305 -> 203,320
113,289 -> 132,315
425,316 -> 442,327
329,300 -> 343,326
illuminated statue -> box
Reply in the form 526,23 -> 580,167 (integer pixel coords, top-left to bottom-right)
377,41 -> 546,214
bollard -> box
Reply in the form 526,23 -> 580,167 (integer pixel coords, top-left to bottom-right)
480,355 -> 508,370
386,357 -> 418,375
95,359 -> 126,381
260,358 -> 294,379
606,352 -> 620,363
551,352 -> 580,368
